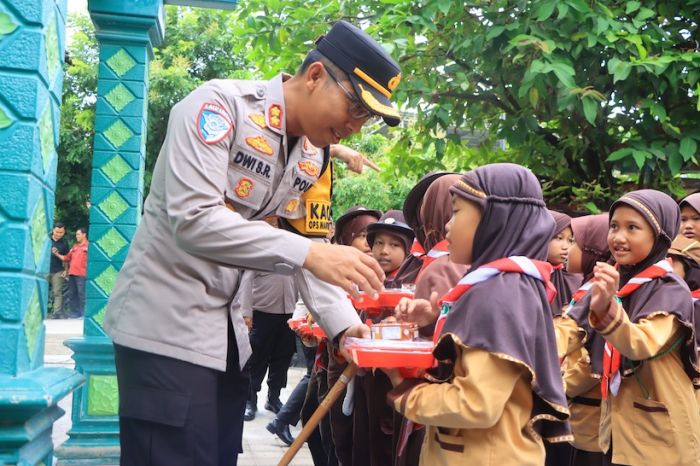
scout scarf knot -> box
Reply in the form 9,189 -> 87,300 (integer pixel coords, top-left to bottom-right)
601,258 -> 672,400
434,256 -> 556,343
416,239 -> 450,278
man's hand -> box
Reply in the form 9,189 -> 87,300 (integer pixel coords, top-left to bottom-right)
330,144 -> 380,174
590,262 -> 619,320
394,292 -> 440,328
338,323 -> 371,363
243,316 -> 253,332
303,242 -> 384,299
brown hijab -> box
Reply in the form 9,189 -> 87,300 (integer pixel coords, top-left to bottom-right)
439,163 -> 570,443
570,213 -> 611,281
568,190 -> 698,380
548,210 -> 582,315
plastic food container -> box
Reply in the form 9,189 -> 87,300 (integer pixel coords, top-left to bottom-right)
288,318 -> 327,339
350,289 -> 414,316
344,337 -> 434,368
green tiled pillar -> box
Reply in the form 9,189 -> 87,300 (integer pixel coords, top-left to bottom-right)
55,1 -> 164,464
0,0 -> 84,465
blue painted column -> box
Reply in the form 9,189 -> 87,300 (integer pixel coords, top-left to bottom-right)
54,1 -> 164,464
0,0 -> 84,465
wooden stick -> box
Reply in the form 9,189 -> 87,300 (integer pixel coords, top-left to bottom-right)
277,362 -> 358,466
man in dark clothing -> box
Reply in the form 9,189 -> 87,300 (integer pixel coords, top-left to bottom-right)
48,222 -> 69,317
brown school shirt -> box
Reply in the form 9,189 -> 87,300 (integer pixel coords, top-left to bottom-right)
389,344 -> 547,466
557,310 -> 700,465
562,345 -> 603,452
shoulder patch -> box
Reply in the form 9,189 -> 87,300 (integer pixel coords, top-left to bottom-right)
249,113 -> 267,129
197,102 -> 233,144
298,160 -> 320,177
246,135 -> 274,156
268,104 -> 283,129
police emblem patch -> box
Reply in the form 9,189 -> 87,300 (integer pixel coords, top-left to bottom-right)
297,161 -> 319,177
245,135 -> 274,156
197,102 -> 233,144
268,104 -> 283,129
285,198 -> 300,213
249,113 -> 267,129
302,137 -> 317,154
234,178 -> 254,198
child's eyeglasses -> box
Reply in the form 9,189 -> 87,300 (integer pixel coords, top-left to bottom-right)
324,66 -> 378,122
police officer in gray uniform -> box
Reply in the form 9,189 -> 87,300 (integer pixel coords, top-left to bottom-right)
103,20 -> 403,466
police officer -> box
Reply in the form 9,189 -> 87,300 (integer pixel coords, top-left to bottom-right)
104,20 -> 403,465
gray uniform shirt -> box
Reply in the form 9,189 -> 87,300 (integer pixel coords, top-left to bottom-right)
104,74 -> 360,371
235,271 -> 298,318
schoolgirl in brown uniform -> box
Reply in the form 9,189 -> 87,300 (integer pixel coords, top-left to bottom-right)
388,163 -> 571,465
352,210 -> 416,466
327,206 -> 382,465
554,213 -> 610,466
392,172 -> 469,466
561,190 -> 700,465
548,210 -> 583,316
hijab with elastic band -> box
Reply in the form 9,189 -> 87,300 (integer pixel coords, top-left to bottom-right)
439,163 -> 570,443
568,190 -> 698,380
548,210 -> 583,316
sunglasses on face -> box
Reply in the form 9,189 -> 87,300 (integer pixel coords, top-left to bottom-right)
324,66 -> 379,122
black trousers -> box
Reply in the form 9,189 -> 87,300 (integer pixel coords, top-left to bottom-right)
277,343 -> 315,426
302,368 -> 338,466
114,320 -> 249,466
247,311 -> 296,401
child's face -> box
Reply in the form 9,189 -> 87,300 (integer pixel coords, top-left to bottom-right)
608,206 -> 655,266
548,226 -> 575,266
350,231 -> 372,255
445,195 -> 482,265
680,205 -> 700,240
371,232 -> 407,273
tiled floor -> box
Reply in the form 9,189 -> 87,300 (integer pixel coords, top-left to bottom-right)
45,319 -> 314,466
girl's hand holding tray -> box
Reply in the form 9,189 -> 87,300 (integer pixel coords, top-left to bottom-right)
349,288 -> 414,317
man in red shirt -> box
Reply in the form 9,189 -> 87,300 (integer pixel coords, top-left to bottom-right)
52,227 -> 89,318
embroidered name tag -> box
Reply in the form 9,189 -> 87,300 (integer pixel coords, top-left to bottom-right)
233,151 -> 272,179
197,102 -> 233,144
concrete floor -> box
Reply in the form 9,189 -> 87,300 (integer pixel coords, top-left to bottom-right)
45,319 -> 314,466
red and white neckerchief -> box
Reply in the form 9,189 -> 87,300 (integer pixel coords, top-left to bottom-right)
691,288 -> 700,301
601,258 -> 672,400
433,256 -> 556,343
416,240 -> 450,279
410,240 -> 425,258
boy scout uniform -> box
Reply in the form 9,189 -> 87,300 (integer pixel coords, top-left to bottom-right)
104,20 -> 402,466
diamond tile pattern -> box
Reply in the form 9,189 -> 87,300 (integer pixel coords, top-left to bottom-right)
103,120 -> 133,149
97,191 -> 128,221
39,106 -> 53,172
101,154 -> 131,184
94,265 -> 118,295
93,305 -> 107,327
106,49 -> 136,77
105,83 -> 135,112
24,289 -> 42,359
31,197 -> 47,266
45,16 -> 59,82
95,227 -> 127,258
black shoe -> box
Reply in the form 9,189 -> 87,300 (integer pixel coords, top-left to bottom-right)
264,396 -> 283,414
244,401 -> 257,421
266,418 -> 294,446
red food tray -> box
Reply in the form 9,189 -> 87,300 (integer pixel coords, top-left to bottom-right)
344,337 -> 434,369
350,290 -> 414,315
288,318 -> 326,339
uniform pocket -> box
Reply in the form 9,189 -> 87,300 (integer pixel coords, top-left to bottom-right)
434,428 -> 465,453
120,384 -> 190,427
631,398 -> 675,447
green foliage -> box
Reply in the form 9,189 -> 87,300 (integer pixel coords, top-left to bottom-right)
55,14 -> 97,231
57,0 -> 700,229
